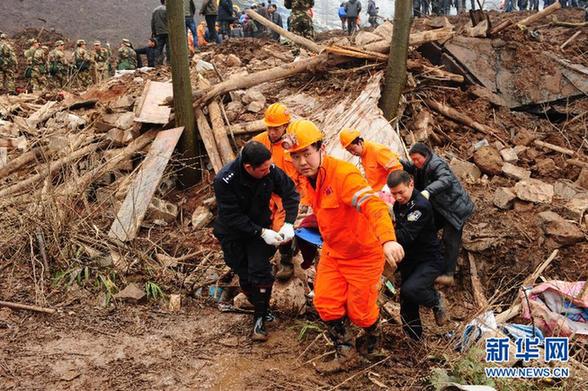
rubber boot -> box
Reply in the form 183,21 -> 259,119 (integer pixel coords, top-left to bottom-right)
275,244 -> 294,281
356,319 -> 382,356
314,318 -> 361,374
433,291 -> 448,327
250,286 -> 272,342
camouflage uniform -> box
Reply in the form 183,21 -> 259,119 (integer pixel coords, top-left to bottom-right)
74,40 -> 94,88
116,39 -> 137,71
289,0 -> 315,39
48,41 -> 69,88
24,39 -> 39,88
30,46 -> 48,92
0,34 -> 18,93
93,42 -> 111,83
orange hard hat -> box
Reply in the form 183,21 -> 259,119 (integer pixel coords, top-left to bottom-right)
264,103 -> 291,127
285,119 -> 323,153
339,128 -> 361,148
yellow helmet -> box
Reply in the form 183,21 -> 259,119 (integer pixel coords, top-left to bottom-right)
264,103 -> 291,127
285,119 -> 323,153
339,128 -> 361,148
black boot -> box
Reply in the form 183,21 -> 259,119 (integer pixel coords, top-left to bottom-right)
314,318 -> 361,374
250,285 -> 272,342
275,244 -> 294,281
356,319 -> 382,356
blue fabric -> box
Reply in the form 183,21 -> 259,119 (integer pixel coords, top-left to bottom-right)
295,228 -> 323,247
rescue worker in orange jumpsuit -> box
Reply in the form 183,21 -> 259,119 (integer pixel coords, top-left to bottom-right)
339,128 -> 403,192
253,103 -> 303,281
284,119 -> 405,373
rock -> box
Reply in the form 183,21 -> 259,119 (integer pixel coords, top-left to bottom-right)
102,112 -> 135,130
225,101 -> 243,122
169,294 -> 182,312
246,101 -> 265,113
502,163 -> 531,180
111,95 -> 135,110
234,292 -> 254,309
554,180 -> 580,201
473,146 -> 503,176
450,157 -> 482,183
114,283 -> 146,302
373,21 -> 393,40
241,89 -> 266,106
576,168 -> 588,190
537,211 -> 563,225
514,179 -> 554,203
382,301 -> 402,325
513,145 -> 528,155
106,127 -> 138,146
225,54 -> 242,67
147,197 -> 178,223
536,211 -> 584,246
473,139 -> 490,150
493,141 -> 506,151
192,206 -> 214,229
535,158 -> 559,177
500,148 -> 518,163
562,198 -> 588,222
512,128 -> 537,146
270,277 -> 306,315
355,31 -> 382,46
493,187 -> 516,210
195,60 -> 214,72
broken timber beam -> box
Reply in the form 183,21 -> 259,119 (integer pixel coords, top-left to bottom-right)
533,139 -> 575,156
0,300 -> 56,314
517,1 -> 561,29
560,31 -> 582,51
193,53 -> 333,105
195,108 -> 224,173
200,76 -> 235,165
58,130 -> 158,196
423,99 -> 508,144
468,253 -> 489,309
489,20 -> 513,36
108,127 -> 184,242
228,119 -> 266,135
245,9 -> 323,53
0,146 -> 48,180
0,139 -> 109,198
363,27 -> 455,54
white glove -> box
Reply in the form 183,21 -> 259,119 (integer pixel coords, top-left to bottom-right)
421,190 -> 430,200
383,241 -> 405,265
261,228 -> 283,246
278,223 -> 295,242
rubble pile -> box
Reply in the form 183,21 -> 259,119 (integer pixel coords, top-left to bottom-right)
1,7 -> 587,389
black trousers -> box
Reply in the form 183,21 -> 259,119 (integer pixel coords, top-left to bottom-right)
205,15 -> 219,44
400,259 -> 442,340
434,212 -> 464,276
153,34 -> 169,65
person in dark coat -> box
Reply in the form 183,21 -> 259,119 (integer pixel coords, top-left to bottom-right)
388,170 -> 447,341
135,38 -> 158,68
213,141 -> 300,342
267,4 -> 283,40
200,0 -> 220,44
218,0 -> 235,40
151,0 -> 169,65
402,143 -> 475,286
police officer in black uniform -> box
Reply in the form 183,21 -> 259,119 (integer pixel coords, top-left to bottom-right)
387,170 -> 447,341
213,141 -> 300,342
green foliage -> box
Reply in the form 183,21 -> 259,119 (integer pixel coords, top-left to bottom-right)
298,321 -> 323,341
145,281 -> 165,301
96,273 -> 118,306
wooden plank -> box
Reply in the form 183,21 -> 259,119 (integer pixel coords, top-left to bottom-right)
0,147 -> 7,168
134,80 -> 173,124
468,253 -> 489,309
25,101 -> 59,129
108,127 -> 184,241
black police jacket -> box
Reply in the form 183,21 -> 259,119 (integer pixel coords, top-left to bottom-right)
213,155 -> 300,239
393,190 -> 442,267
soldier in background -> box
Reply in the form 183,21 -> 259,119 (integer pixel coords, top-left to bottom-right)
0,33 -> 18,94
24,38 -> 40,89
74,40 -> 94,88
93,41 -> 111,83
30,45 -> 48,92
117,39 -> 137,71
287,0 -> 314,39
48,40 -> 69,89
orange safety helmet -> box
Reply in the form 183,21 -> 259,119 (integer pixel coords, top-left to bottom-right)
284,119 -> 323,153
264,103 -> 291,127
339,128 -> 361,148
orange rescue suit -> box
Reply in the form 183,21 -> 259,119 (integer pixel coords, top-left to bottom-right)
301,155 -> 397,327
253,132 -> 305,230
360,141 -> 403,191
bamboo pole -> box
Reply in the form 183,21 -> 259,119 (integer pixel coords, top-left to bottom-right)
0,300 -> 56,314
